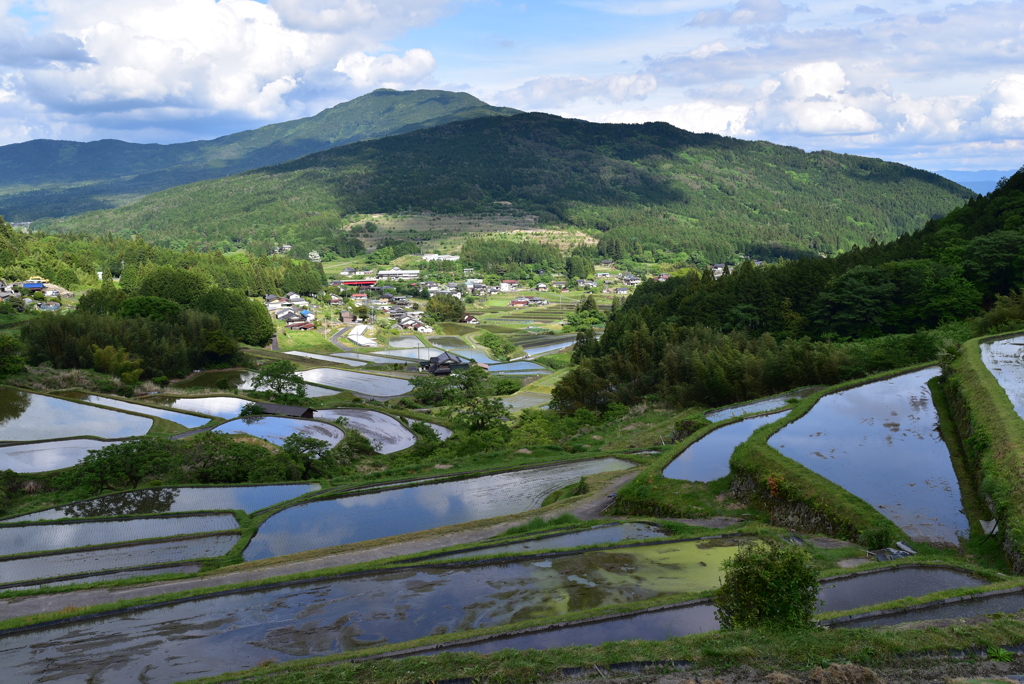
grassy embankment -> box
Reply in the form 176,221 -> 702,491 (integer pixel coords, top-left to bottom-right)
942,332 -> 1024,573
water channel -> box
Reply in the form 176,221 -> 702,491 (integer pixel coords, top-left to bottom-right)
3,484 -> 321,522
0,388 -> 152,442
980,335 -> 1024,418
314,409 -> 416,453
663,412 -> 786,482
243,458 -> 635,560
768,368 -> 969,545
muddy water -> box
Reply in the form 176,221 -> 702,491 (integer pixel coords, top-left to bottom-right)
0,439 -> 116,473
0,540 -> 736,683
442,566 -> 985,654
4,484 -> 321,522
663,412 -> 786,482
72,394 -> 211,429
0,534 -> 239,584
768,368 -> 969,545
440,523 -> 668,560
0,388 -> 152,442
704,387 -> 820,422
243,458 -> 635,560
212,416 -> 345,446
980,335 -> 1024,418
297,368 -> 412,397
314,409 -> 416,454
0,513 -> 239,556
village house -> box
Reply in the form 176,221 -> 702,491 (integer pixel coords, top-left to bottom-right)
614,287 -> 630,296
535,283 -> 549,292
499,279 -> 519,293
376,267 -> 420,281
420,351 -> 470,375
461,314 -> 479,324
421,254 -> 460,261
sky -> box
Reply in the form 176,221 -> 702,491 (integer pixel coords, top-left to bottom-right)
0,0 -> 1022,173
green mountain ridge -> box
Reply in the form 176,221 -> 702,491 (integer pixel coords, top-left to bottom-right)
39,112 -> 974,262
0,89 -> 519,221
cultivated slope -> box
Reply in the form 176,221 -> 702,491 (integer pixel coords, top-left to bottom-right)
42,113 -> 974,260
0,89 -> 518,220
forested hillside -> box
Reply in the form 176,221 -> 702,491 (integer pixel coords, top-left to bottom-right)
0,90 -> 517,221
553,167 -> 1024,412
41,112 -> 973,261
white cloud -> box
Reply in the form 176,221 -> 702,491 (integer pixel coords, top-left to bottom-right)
603,101 -> 751,135
496,73 -> 657,108
269,0 -> 451,34
335,49 -> 437,89
690,0 -> 799,27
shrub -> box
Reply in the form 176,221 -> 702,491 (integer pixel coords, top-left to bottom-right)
714,539 -> 820,630
859,527 -> 894,551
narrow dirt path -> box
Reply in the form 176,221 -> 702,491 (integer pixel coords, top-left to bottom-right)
0,470 -> 644,622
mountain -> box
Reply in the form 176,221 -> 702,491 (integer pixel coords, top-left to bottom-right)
0,89 -> 519,221
39,113 -> 974,262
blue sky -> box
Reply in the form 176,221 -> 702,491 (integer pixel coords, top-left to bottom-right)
0,0 -> 1022,173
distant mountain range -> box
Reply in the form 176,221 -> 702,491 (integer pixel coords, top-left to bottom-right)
0,89 -> 518,221
935,169 -> 1017,195
38,111 -> 975,263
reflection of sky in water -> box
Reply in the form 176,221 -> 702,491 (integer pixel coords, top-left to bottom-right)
389,337 -> 433,349
769,368 -> 968,545
283,351 -> 365,366
444,349 -> 497,363
0,439 -> 114,473
0,388 -> 152,442
445,566 -> 984,654
0,514 -> 239,556
5,484 -> 321,522
212,416 -> 345,446
488,361 -> 548,373
0,540 -> 727,684
705,387 -> 819,422
0,535 -> 239,584
411,421 -> 452,440
502,393 -> 551,410
522,339 -> 576,356
441,523 -> 667,559
980,336 -> 1024,419
664,412 -> 786,482
297,369 -> 412,397
314,409 -> 415,454
80,395 -> 210,429
369,347 -> 435,360
244,458 -> 634,560
146,396 -> 252,420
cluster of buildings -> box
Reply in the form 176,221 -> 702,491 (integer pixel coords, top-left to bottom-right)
264,293 -> 316,330
0,278 -> 71,311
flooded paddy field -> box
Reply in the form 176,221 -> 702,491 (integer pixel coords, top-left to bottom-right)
243,458 -> 635,560
70,394 -> 211,429
0,533 -> 240,585
0,539 -> 737,683
522,337 -> 577,356
441,565 -> 986,655
211,416 -> 345,446
704,387 -> 820,422
768,368 -> 969,545
142,395 -> 250,420
439,523 -> 668,560
3,484 -> 320,522
0,513 -> 239,556
663,412 -> 786,482
0,439 -> 116,473
837,586 -> 1024,629
1,562 -> 203,591
314,409 -> 416,454
0,387 -> 153,442
369,347 -> 435,361
429,336 -> 469,349
173,369 -> 255,391
487,361 -> 549,374
297,368 -> 412,398
284,351 -> 365,366
980,334 -> 1024,418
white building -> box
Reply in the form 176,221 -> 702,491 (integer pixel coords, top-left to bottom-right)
422,254 -> 460,262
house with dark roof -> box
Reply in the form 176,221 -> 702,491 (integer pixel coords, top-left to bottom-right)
420,351 -> 471,375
